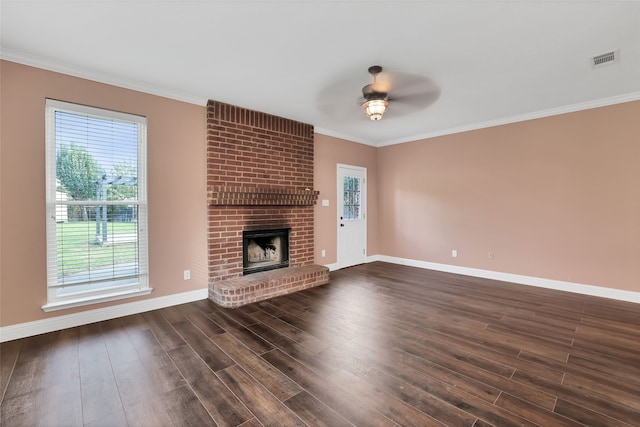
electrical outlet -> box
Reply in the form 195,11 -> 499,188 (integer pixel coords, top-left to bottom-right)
321,249 -> 326,257
451,249 -> 457,257
183,270 -> 191,280
488,251 -> 494,259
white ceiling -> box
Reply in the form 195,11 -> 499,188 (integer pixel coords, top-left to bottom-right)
2,1 -> 640,146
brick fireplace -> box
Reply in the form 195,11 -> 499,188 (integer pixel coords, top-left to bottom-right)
207,100 -> 329,307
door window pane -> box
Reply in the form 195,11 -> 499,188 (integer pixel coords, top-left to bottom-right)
343,176 -> 362,220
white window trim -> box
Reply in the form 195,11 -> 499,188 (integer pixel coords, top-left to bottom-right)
44,99 -> 150,311
42,288 -> 153,312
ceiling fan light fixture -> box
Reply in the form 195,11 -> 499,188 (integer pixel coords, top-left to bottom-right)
363,99 -> 389,121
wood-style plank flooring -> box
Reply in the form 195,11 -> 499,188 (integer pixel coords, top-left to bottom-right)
2,262 -> 639,426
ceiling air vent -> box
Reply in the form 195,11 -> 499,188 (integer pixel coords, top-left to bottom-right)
592,49 -> 619,68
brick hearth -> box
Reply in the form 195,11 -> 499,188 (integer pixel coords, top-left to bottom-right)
209,265 -> 329,308
206,100 -> 329,306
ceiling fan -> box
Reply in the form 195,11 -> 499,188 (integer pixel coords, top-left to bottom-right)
316,65 -> 440,123
359,65 -> 442,122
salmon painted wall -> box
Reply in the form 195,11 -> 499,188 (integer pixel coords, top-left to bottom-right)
314,134 -> 378,266
2,60 -> 637,333
0,61 -> 207,327
377,101 -> 640,292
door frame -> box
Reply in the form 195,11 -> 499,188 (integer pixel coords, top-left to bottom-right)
337,163 -> 367,269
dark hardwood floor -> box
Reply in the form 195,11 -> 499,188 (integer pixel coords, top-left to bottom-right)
2,262 -> 639,426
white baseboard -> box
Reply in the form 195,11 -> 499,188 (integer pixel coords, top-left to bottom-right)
6,257 -> 636,343
366,255 -> 640,304
0,288 -> 208,343
324,262 -> 340,272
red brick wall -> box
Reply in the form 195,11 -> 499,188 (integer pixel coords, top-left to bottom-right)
207,100 -> 316,282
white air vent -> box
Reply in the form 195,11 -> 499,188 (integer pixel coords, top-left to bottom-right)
592,49 -> 619,68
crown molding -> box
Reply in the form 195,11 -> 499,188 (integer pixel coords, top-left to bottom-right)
4,48 -> 638,146
377,91 -> 640,147
313,127 -> 377,147
317,91 -> 640,148
0,48 -> 208,106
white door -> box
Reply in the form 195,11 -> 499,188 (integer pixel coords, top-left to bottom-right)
337,164 -> 367,268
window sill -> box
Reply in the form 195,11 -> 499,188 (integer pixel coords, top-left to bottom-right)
42,288 -> 153,312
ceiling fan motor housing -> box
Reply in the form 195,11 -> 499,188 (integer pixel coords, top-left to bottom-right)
362,83 -> 388,101
362,65 -> 390,120
362,65 -> 389,101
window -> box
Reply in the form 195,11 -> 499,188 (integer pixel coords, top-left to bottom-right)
342,176 -> 362,220
44,99 -> 150,311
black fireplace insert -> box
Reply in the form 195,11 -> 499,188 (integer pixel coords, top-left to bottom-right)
242,228 -> 290,275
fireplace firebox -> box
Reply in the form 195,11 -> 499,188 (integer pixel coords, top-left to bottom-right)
243,228 -> 290,275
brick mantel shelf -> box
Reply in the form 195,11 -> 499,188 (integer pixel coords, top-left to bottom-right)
208,186 -> 320,206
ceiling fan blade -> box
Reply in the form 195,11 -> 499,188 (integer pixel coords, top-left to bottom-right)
386,72 -> 441,113
316,81 -> 365,122
390,89 -> 440,109
389,72 -> 438,95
